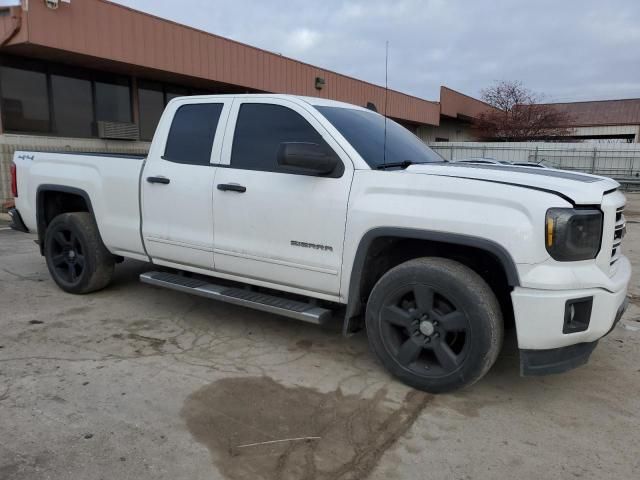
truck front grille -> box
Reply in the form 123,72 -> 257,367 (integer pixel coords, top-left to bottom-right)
610,205 -> 626,266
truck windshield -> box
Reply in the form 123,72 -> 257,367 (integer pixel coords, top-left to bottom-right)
316,106 -> 444,168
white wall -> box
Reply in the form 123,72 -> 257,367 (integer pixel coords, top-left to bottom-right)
419,121 -> 640,145
571,125 -> 640,142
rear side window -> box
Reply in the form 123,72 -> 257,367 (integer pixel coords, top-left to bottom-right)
231,103 -> 330,172
163,103 -> 223,166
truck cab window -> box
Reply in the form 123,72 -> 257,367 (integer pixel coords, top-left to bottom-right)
231,103 -> 334,173
163,103 -> 223,166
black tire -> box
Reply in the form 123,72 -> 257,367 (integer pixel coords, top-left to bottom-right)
365,257 -> 503,393
44,212 -> 115,294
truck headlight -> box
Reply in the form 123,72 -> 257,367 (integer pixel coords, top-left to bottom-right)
545,208 -> 603,261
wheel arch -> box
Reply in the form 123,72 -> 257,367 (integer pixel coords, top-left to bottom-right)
36,185 -> 95,255
343,227 -> 520,335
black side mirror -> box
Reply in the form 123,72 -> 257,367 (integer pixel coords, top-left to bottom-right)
277,142 -> 341,177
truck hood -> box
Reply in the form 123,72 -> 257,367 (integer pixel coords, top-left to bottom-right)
405,163 -> 619,205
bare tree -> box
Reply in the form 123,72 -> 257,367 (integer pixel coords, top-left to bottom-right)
474,80 -> 574,141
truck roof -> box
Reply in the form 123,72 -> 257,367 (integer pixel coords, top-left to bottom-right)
167,93 -> 370,112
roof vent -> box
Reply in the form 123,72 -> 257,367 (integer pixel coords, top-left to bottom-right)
97,121 -> 139,141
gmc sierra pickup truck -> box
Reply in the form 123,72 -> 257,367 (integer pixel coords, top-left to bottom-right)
9,94 -> 630,393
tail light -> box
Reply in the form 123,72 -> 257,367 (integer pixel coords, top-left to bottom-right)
10,163 -> 18,198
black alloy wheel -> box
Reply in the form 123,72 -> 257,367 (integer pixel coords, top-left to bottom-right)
380,283 -> 470,377
49,228 -> 86,284
44,212 -> 115,294
366,257 -> 503,393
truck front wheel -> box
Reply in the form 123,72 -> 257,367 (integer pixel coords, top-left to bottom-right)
365,257 -> 503,393
44,212 -> 115,294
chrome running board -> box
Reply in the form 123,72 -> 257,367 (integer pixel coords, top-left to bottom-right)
140,271 -> 332,325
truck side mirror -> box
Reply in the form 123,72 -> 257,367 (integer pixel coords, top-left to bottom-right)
277,142 -> 341,177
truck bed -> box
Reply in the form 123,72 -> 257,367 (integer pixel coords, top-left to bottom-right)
13,150 -> 148,261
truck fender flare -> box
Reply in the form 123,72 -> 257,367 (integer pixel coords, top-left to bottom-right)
35,184 -> 95,254
343,227 -> 520,335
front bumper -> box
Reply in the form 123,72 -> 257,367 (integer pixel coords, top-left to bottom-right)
520,298 -> 628,376
511,255 -> 631,350
8,208 -> 29,233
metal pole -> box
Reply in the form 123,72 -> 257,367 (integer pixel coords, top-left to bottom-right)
591,147 -> 597,174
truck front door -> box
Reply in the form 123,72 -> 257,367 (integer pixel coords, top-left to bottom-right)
212,98 -> 353,297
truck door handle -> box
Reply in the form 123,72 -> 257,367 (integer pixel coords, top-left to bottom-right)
147,176 -> 170,184
217,183 -> 246,193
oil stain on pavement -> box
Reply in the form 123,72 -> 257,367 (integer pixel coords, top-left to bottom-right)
181,377 -> 430,480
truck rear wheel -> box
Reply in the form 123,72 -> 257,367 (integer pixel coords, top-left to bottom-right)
365,257 -> 503,393
44,212 -> 115,294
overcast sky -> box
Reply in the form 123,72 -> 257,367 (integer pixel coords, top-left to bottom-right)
113,0 -> 640,103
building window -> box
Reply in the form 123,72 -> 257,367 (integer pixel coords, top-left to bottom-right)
0,65 -> 50,133
138,81 -> 165,141
0,57 -> 211,139
165,85 -> 189,104
51,74 -> 94,138
95,78 -> 132,123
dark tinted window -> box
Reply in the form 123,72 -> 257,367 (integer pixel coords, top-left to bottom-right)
0,66 -> 50,133
138,82 -> 165,141
316,106 -> 443,168
95,79 -> 131,123
164,103 -> 223,166
231,103 -> 328,172
51,75 -> 94,138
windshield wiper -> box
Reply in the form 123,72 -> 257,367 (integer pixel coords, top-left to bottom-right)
375,160 -> 415,170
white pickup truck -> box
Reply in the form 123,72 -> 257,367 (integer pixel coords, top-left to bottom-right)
9,94 -> 630,393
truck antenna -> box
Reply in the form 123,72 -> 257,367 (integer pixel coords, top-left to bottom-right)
383,40 -> 389,166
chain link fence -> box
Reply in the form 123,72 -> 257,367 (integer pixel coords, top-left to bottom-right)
428,142 -> 640,191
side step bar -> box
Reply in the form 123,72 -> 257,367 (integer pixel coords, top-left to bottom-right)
140,271 -> 332,325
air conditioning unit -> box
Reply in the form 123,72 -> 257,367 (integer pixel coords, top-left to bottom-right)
97,121 -> 139,140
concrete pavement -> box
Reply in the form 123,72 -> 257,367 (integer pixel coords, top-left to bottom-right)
1,195 -> 639,480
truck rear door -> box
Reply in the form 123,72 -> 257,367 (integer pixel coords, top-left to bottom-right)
141,98 -> 232,270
